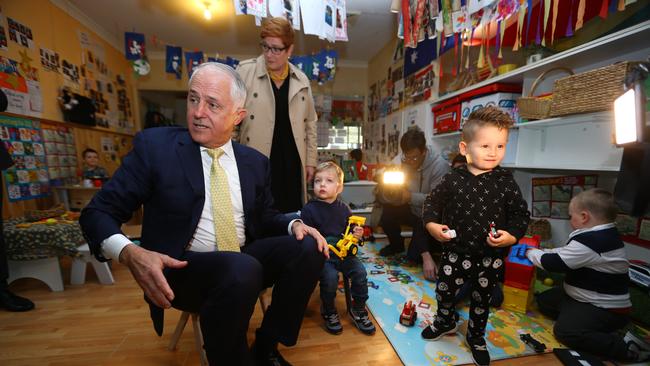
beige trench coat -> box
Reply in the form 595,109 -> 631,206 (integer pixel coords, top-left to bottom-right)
235,55 -> 318,204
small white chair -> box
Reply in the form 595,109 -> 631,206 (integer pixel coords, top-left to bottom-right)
70,244 -> 114,285
8,257 -> 64,292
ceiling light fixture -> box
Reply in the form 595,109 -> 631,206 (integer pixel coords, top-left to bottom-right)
203,1 -> 212,20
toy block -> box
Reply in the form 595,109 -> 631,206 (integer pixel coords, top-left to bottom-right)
502,284 -> 534,313
504,235 -> 540,290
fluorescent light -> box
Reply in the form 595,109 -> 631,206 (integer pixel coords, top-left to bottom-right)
614,88 -> 638,145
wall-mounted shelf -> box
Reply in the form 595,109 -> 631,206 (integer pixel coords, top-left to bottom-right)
431,20 -> 650,105
431,111 -> 622,171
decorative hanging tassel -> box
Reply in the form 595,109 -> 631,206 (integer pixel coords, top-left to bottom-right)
542,0 -> 551,46
565,0 -> 575,37
551,0 -> 559,44
524,0 -> 533,47
575,0 -> 585,30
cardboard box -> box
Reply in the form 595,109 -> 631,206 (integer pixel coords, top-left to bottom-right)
461,92 -> 522,129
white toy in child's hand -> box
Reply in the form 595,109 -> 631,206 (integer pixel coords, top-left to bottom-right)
443,229 -> 457,239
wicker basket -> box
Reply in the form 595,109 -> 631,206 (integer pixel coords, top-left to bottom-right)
517,67 -> 573,120
549,62 -> 635,117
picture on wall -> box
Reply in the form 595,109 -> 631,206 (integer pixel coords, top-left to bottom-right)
0,116 -> 49,201
531,175 -> 598,219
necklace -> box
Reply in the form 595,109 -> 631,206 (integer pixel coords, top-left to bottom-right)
268,64 -> 289,82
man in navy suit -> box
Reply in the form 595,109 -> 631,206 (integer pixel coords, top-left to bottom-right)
80,62 -> 329,366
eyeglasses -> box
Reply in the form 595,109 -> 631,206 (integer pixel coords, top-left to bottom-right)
401,153 -> 423,163
260,42 -> 287,55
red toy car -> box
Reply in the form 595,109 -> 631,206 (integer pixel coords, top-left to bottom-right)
399,300 -> 417,326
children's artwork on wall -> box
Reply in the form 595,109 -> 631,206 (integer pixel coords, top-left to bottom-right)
6,17 -> 33,49
335,0 -> 348,41
40,124 -> 77,183
0,55 -> 41,117
185,51 -> 204,78
0,23 -> 7,51
61,59 -> 80,84
616,214 -> 650,248
39,47 -> 61,73
531,175 -> 598,219
165,45 -> 182,79
331,99 -> 363,125
245,0 -> 267,18
124,32 -> 145,61
1,115 -> 49,201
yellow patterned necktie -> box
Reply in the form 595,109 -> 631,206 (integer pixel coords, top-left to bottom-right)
207,148 -> 240,252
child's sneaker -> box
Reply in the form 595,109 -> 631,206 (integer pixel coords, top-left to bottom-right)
349,307 -> 376,335
322,311 -> 343,335
421,319 -> 459,340
466,336 -> 490,366
624,331 -> 650,362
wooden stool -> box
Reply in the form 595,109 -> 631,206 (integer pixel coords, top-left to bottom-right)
167,291 -> 270,365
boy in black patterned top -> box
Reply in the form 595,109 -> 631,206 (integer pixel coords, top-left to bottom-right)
421,106 -> 530,366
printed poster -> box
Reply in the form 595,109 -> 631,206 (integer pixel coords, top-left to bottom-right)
40,124 -> 77,181
1,116 -> 49,201
531,175 -> 598,219
6,17 -> 33,49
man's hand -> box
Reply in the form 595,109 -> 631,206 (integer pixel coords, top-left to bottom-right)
352,225 -> 364,240
292,221 -> 330,259
425,222 -> 453,242
486,230 -> 517,248
400,189 -> 412,205
305,166 -> 315,183
119,244 -> 188,308
421,252 -> 438,281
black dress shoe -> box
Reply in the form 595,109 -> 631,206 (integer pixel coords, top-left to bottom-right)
251,342 -> 292,366
378,245 -> 404,256
0,289 -> 35,312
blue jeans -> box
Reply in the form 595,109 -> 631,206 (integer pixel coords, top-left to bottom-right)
319,255 -> 368,313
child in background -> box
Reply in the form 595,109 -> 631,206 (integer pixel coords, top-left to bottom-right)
301,161 -> 375,336
526,188 -> 650,362
81,148 -> 108,179
421,106 -> 530,366
349,148 -> 368,180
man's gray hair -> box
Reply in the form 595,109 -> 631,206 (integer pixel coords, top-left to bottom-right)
188,62 -> 247,108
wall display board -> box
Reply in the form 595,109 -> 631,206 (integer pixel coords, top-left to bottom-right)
617,215 -> 650,249
0,115 -> 49,201
531,174 -> 598,219
41,123 -> 77,183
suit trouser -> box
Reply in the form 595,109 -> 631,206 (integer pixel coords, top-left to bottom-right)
166,235 -> 324,366
536,287 -> 630,360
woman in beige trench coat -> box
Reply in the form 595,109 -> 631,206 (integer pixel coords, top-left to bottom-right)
236,17 -> 317,213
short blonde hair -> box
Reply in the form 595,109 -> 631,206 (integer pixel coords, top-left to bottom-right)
462,106 -> 514,143
315,161 -> 344,186
260,17 -> 294,47
571,188 -> 618,222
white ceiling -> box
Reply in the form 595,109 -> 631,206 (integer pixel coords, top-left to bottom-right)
60,0 -> 397,65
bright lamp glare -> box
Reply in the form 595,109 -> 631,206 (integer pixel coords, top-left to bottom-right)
614,89 -> 638,145
383,171 -> 405,185
204,8 -> 212,20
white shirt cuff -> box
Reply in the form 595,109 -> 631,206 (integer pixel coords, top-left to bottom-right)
101,233 -> 134,261
288,219 -> 302,235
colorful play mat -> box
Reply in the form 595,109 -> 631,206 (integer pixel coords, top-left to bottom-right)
359,241 -> 563,366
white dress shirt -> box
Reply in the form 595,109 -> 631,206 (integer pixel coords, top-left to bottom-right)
100,140 -> 298,260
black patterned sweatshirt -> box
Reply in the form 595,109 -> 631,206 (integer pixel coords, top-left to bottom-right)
422,165 -> 530,257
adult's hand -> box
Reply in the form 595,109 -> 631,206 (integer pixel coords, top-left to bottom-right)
292,221 -> 329,259
305,165 -> 315,183
119,244 -> 188,308
421,252 -> 438,281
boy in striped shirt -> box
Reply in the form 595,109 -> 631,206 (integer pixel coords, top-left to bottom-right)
526,188 -> 649,362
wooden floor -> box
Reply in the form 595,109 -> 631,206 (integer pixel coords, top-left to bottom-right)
0,256 -> 565,366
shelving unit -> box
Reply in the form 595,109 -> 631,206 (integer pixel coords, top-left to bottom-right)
426,20 -> 650,172
432,20 -> 650,105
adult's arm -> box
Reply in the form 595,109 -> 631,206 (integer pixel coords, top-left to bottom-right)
304,86 -> 318,169
80,132 -> 154,261
410,155 -> 451,213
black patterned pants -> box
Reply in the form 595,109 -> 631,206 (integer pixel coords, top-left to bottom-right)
434,250 -> 503,339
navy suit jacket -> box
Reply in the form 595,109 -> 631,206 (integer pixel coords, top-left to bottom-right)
81,127 -> 291,262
